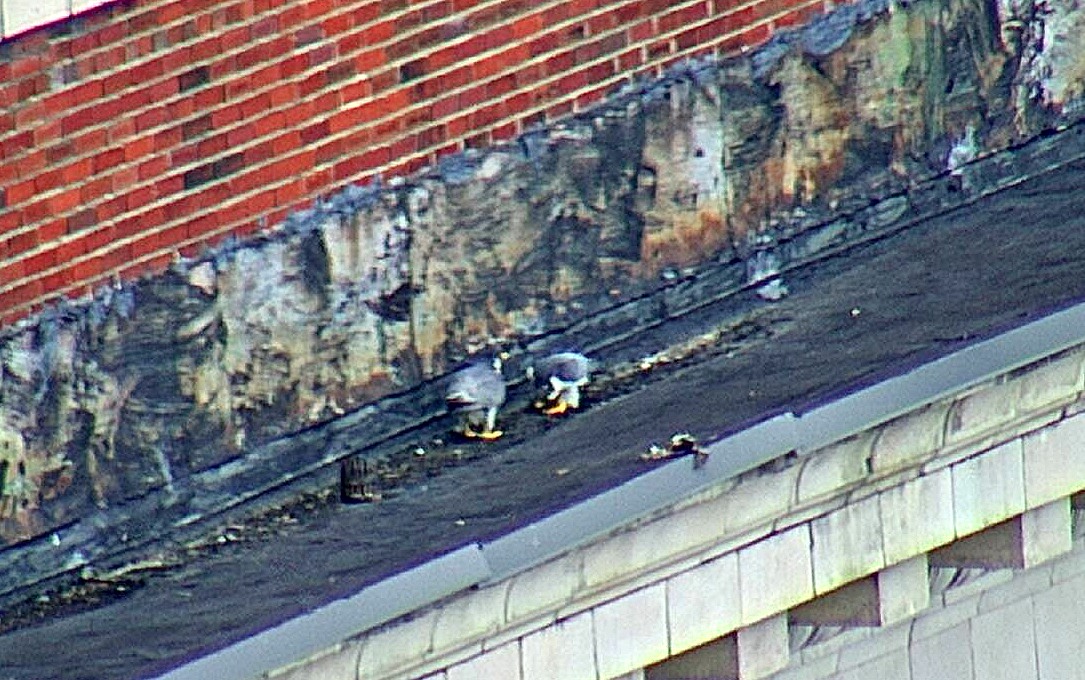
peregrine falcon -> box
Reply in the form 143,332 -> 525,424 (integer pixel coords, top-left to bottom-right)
446,355 -> 507,440
528,351 -> 594,416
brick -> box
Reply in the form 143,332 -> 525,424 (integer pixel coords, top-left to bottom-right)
951,440 -> 1025,538
447,643 -> 521,680
738,525 -> 814,625
138,156 -> 172,182
178,66 -> 212,92
593,584 -> 668,679
47,189 -> 82,215
2,279 -> 45,310
772,1 -> 826,30
0,259 -> 27,287
811,493 -> 885,594
181,114 -> 214,141
521,612 -> 597,680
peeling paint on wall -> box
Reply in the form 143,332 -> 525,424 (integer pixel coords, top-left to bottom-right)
1,0 -> 1083,586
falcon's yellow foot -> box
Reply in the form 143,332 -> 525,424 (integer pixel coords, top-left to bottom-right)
543,400 -> 570,416
476,429 -> 503,441
461,425 -> 480,438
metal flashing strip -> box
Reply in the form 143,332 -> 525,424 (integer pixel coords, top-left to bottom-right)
795,301 -> 1085,452
482,412 -> 801,580
156,545 -> 490,680
157,299 -> 1085,680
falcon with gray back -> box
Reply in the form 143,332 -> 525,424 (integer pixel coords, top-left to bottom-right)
528,351 -> 594,416
446,355 -> 507,440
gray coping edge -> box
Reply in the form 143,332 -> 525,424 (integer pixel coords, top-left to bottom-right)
156,297 -> 1085,680
156,544 -> 490,680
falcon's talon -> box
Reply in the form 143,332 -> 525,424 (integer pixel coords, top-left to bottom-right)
543,401 -> 570,416
446,353 -> 507,443
527,351 -> 595,417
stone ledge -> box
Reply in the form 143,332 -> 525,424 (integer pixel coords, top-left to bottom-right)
344,352 -> 1085,680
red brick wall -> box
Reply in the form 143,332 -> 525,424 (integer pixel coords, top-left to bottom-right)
0,0 -> 827,325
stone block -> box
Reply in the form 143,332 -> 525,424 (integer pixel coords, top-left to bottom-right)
1023,413 -> 1085,508
876,554 -> 930,625
70,0 -> 108,13
268,641 -> 360,680
593,584 -> 669,679
832,650 -> 910,680
810,494 -> 885,594
431,582 -> 509,654
666,552 -> 741,654
581,496 -> 730,592
1,0 -> 66,37
970,598 -> 1038,680
870,403 -> 948,474
738,525 -> 814,626
944,379 -> 1017,446
505,553 -> 582,624
736,614 -> 789,680
1015,350 -> 1085,414
1034,571 -> 1085,680
1020,497 -> 1073,568
521,612 -> 597,680
795,433 -> 874,504
835,620 -> 910,671
720,465 -> 802,537
766,652 -> 839,680
446,642 -> 521,680
951,440 -> 1025,538
977,560 -> 1052,613
909,622 -> 972,680
878,468 -> 955,564
356,611 -> 438,678
910,597 -> 978,642
1052,541 -> 1085,583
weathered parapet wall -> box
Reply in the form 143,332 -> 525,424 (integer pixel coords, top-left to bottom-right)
2,0 -> 1085,595
0,0 -> 822,324
263,320 -> 1085,680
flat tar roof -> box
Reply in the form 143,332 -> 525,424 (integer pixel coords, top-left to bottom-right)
3,150 -> 1085,680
